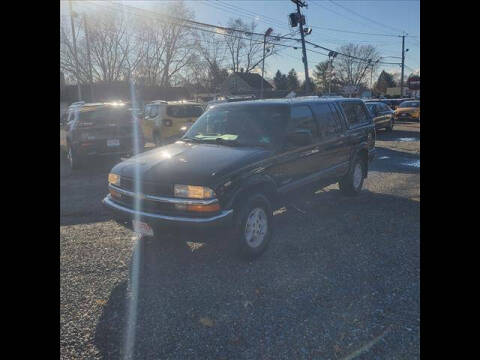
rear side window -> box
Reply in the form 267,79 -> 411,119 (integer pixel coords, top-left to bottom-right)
341,102 -> 370,127
311,103 -> 341,138
291,105 -> 318,138
329,103 -> 345,130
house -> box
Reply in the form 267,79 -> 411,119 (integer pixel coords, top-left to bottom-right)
221,72 -> 273,96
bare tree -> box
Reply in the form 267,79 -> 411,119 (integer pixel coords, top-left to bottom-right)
193,27 -> 228,91
224,18 -> 246,73
333,44 -> 381,89
61,16 -> 91,84
224,18 -> 278,74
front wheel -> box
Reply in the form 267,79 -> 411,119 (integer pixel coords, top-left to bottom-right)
232,193 -> 273,260
339,157 -> 365,196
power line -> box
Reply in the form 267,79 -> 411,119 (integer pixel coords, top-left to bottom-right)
328,0 -> 405,34
204,0 -> 291,32
81,1 -> 404,67
309,0 -> 399,36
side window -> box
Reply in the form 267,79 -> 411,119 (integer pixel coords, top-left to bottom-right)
328,103 -> 345,131
341,102 -> 370,127
291,105 -> 317,138
312,103 -> 341,138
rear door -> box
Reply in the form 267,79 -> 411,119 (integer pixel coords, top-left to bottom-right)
311,102 -> 349,178
338,100 -> 374,163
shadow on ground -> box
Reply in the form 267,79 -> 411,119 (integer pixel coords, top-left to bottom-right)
94,189 -> 420,359
375,127 -> 420,143
370,147 -> 420,175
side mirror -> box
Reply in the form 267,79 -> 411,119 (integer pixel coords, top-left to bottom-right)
287,129 -> 312,147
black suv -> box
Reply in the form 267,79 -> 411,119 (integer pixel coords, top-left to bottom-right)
60,102 -> 143,169
103,98 -> 375,259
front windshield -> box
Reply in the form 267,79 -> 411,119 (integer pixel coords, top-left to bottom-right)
399,101 -> 419,108
183,104 -> 290,148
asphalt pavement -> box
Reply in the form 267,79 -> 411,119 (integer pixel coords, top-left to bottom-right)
60,121 -> 420,359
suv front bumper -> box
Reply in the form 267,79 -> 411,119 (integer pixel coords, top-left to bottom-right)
102,194 -> 234,231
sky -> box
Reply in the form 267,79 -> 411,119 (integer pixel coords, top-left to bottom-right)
62,0 -> 420,83
179,0 -> 420,81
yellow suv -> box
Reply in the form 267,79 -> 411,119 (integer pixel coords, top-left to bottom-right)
142,101 -> 204,146
394,100 -> 420,121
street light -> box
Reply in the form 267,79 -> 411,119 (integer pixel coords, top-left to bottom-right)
260,27 -> 274,99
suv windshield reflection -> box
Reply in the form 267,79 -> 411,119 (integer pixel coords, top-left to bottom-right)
183,104 -> 289,148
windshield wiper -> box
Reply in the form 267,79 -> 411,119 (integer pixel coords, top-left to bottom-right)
214,137 -> 241,146
181,137 -> 204,143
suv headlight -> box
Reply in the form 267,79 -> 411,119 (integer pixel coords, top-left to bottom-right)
174,184 -> 215,199
108,173 -> 121,186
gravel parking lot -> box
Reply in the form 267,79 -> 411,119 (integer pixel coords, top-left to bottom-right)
60,121 -> 420,359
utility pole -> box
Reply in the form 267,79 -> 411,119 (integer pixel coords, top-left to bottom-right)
400,33 -> 406,98
261,27 -> 273,99
327,51 -> 337,95
83,13 -> 94,101
69,0 -> 82,101
292,0 -> 310,94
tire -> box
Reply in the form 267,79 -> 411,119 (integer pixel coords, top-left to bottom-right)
67,145 -> 83,170
339,156 -> 365,196
232,193 -> 273,260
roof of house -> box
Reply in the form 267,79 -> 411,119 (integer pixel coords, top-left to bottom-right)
232,72 -> 273,90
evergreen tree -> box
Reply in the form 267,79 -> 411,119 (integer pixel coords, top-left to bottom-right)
273,70 -> 288,90
286,68 -> 300,91
374,70 -> 397,94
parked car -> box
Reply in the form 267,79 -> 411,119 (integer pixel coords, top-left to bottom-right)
365,101 -> 395,131
142,100 -> 205,146
60,102 -> 143,170
103,98 -> 376,259
394,100 -> 420,121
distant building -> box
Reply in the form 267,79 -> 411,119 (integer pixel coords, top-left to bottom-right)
221,72 -> 273,96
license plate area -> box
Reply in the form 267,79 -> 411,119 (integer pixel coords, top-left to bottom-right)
132,220 -> 154,236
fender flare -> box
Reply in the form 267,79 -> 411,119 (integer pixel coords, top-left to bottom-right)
224,174 -> 278,210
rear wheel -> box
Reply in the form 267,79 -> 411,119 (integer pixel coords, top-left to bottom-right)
339,157 -> 365,196
232,193 -> 273,260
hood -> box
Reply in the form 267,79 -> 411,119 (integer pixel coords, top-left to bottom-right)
112,141 -> 271,186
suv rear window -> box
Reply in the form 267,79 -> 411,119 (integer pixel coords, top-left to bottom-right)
167,105 -> 204,118
341,102 -> 370,127
78,108 -> 132,124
